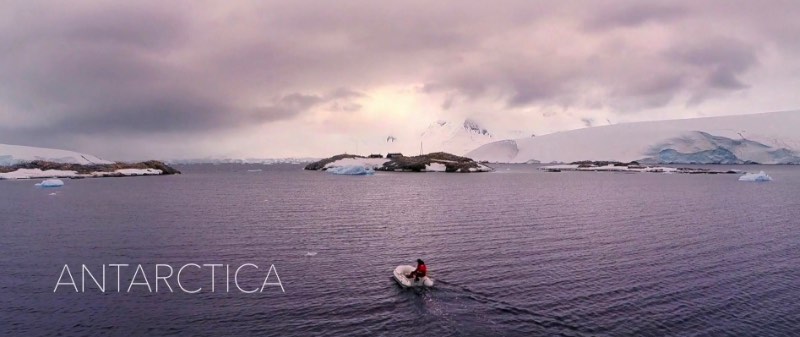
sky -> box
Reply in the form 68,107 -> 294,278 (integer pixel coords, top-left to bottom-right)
1,1 -> 800,160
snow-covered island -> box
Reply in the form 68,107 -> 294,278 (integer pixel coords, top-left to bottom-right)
0,144 -> 180,180
305,152 -> 493,174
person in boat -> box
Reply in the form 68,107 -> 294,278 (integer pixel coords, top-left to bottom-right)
407,259 -> 427,281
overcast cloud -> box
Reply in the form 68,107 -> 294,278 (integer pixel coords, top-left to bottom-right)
1,1 -> 799,159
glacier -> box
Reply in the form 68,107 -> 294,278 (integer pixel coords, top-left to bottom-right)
467,111 -> 800,164
0,144 -> 113,165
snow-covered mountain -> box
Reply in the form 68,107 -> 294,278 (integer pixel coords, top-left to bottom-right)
467,111 -> 800,164
418,119 -> 497,155
0,144 -> 114,166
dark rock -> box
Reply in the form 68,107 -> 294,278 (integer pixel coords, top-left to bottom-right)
306,152 -> 491,173
304,154 -> 363,170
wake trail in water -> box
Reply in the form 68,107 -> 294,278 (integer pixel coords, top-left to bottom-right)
401,278 -> 594,336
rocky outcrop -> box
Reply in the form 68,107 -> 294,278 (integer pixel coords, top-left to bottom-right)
378,152 -> 488,172
305,152 -> 492,173
304,154 -> 362,170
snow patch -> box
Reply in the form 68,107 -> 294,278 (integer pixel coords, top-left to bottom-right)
425,163 -> 447,172
115,168 -> 163,176
0,169 -> 78,180
91,168 -> 163,176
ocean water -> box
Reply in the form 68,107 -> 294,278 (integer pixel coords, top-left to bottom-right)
1,164 -> 799,336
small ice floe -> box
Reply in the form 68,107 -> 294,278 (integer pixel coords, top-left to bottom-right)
327,166 -> 375,175
738,171 -> 772,182
35,179 -> 64,188
247,169 -> 263,172
305,251 -> 318,257
49,192 -> 58,196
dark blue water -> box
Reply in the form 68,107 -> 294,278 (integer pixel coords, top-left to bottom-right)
1,164 -> 799,336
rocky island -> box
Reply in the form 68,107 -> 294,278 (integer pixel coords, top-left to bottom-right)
0,160 -> 181,180
0,143 -> 180,180
305,152 -> 493,174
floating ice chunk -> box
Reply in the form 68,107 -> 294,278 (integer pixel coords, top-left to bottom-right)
738,171 -> 772,182
247,169 -> 262,172
327,165 -> 375,175
49,192 -> 58,196
35,179 -> 64,188
305,251 -> 318,256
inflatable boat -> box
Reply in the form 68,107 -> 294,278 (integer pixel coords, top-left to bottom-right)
393,265 -> 434,288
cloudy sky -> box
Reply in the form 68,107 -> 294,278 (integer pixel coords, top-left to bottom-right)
2,1 -> 799,160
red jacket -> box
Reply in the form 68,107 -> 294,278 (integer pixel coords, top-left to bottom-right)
415,264 -> 427,277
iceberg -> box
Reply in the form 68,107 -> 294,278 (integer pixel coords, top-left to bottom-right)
35,179 -> 65,188
738,171 -> 772,182
327,165 -> 375,175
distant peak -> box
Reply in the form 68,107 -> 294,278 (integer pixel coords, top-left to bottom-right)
463,119 -> 491,136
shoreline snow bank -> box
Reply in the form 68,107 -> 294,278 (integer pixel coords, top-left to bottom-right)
539,163 -> 739,175
0,168 -> 164,180
541,164 -> 680,173
324,158 -> 389,170
0,168 -> 79,179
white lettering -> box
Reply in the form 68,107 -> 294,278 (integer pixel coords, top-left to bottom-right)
155,264 -> 174,292
109,264 -> 128,292
127,264 -> 152,292
81,264 -> 105,292
260,264 -> 285,293
54,264 -> 78,293
235,263 -> 259,293
177,263 -> 201,293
